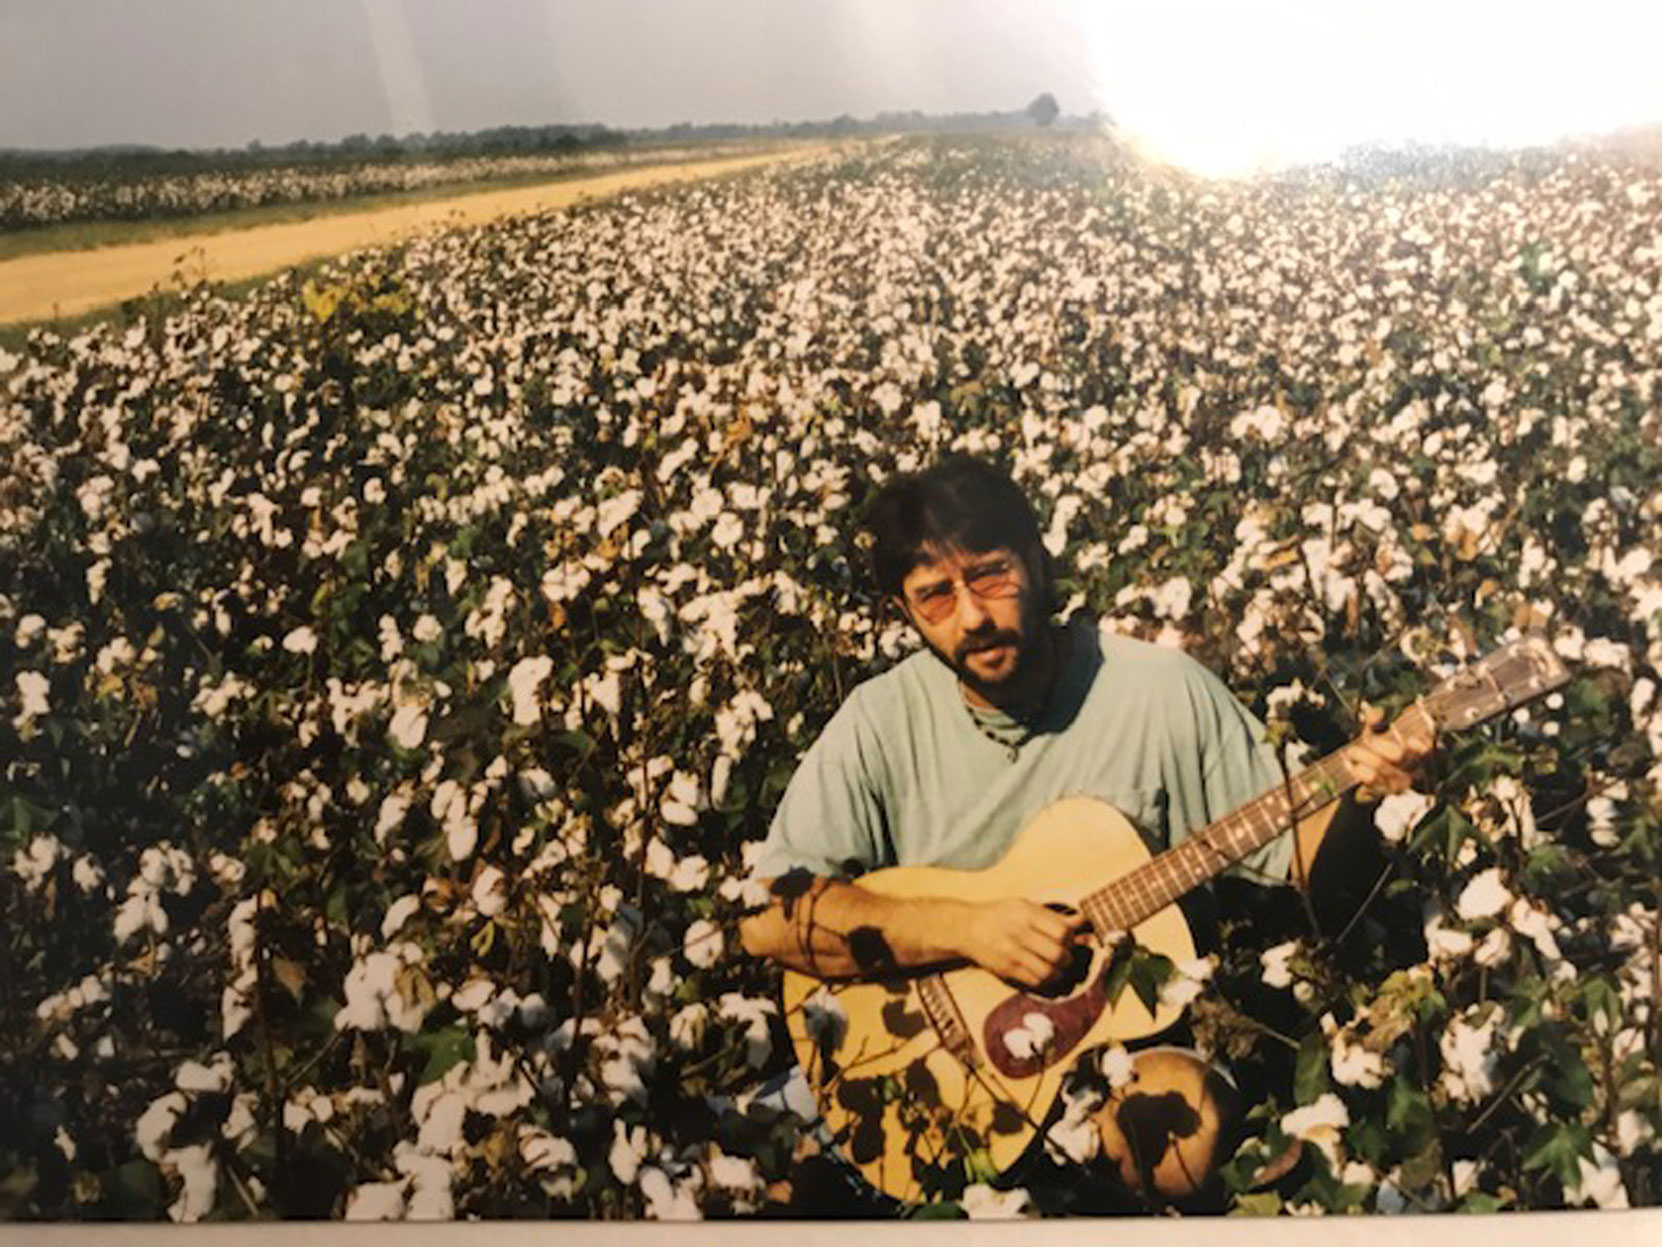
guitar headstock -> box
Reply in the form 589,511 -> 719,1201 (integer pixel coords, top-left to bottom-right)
1421,634 -> 1572,732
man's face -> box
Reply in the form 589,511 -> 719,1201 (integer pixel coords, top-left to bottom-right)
896,542 -> 1047,703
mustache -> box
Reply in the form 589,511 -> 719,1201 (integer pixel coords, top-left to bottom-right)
954,630 -> 1021,665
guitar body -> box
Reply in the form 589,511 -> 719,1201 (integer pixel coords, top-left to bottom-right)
782,797 -> 1197,1203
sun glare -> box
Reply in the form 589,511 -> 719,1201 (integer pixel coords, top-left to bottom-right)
1068,1 -> 1662,179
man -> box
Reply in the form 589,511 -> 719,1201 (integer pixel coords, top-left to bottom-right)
738,454 -> 1432,1202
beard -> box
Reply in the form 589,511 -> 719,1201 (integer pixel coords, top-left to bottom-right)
951,627 -> 1027,691
933,597 -> 1052,707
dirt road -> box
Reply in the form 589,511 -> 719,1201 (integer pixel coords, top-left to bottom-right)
0,146 -> 828,327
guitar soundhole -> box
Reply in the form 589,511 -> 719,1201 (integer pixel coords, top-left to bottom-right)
1049,943 -> 1095,996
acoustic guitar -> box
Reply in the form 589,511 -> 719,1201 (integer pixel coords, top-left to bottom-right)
780,636 -> 1570,1203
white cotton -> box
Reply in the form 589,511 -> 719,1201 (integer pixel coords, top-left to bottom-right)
13,614 -> 46,648
1324,1017 -> 1387,1089
1439,1012 -> 1501,1103
12,833 -> 62,888
596,489 -> 642,538
507,655 -> 554,725
471,865 -> 508,918
961,1183 -> 1034,1219
135,1092 -> 188,1162
716,993 -> 775,1068
174,1055 -> 233,1094
282,626 -> 318,654
1567,1144 -> 1630,1209
345,1181 -> 408,1221
1472,926 -> 1511,968
1280,1093 -> 1349,1167
669,1003 -> 708,1050
639,1165 -> 703,1220
164,1143 -> 218,1222
710,755 -> 734,807
374,792 -> 412,844
446,814 -> 478,862
1455,868 -> 1512,921
1506,899 -> 1563,962
387,702 -> 428,750
416,1090 -> 468,1156
72,855 -> 106,893
521,1129 -> 578,1173
609,1120 -> 648,1186
381,894 -> 421,939
711,511 -> 744,550
223,973 -> 255,1040
1099,1045 -> 1136,1088
683,919 -> 723,969
335,944 -> 430,1033
14,670 -> 50,728
1260,940 -> 1298,988
397,1146 -> 456,1220
1373,790 -> 1435,844
708,1152 -> 760,1195
644,838 -> 709,892
1003,1011 -> 1057,1062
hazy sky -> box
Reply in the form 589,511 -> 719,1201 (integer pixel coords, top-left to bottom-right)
3,1 -> 1660,176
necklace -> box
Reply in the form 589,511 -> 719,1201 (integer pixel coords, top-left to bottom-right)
958,624 -> 1069,761
962,695 -> 1029,761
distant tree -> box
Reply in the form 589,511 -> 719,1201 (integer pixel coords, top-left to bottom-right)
1026,93 -> 1060,127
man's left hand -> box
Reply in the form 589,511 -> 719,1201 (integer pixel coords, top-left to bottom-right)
1346,702 -> 1436,801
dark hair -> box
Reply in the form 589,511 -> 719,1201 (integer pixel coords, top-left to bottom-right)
862,454 -> 1047,598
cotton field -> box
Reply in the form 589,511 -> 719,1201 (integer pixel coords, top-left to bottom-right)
0,141 -> 762,231
1,134 -> 1659,1220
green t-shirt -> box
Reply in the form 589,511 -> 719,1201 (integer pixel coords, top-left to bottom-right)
752,615 -> 1295,886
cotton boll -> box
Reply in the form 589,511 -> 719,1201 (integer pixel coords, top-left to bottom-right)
135,1092 -> 187,1162
345,1181 -> 408,1221
1373,790 -> 1435,844
682,919 -> 723,969
1456,868 -> 1512,921
387,704 -> 428,750
609,1120 -> 649,1185
282,626 -> 318,655
961,1182 -> 1034,1219
163,1143 -> 218,1222
506,656 -> 554,725
639,1165 -> 703,1220
1438,1012 -> 1501,1103
471,865 -> 508,918
1280,1094 -> 1349,1168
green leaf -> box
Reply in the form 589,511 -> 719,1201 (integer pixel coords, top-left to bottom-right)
1386,1072 -> 1434,1153
1126,948 -> 1175,1015
1294,1031 -> 1330,1105
1398,1145 -> 1443,1195
413,1025 -> 476,1084
104,1159 -> 166,1217
1522,1121 -> 1592,1188
1231,1191 -> 1283,1215
962,1147 -> 1000,1183
909,1199 -> 968,1220
1461,1192 -> 1510,1213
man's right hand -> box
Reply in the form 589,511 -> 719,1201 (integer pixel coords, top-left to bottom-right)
957,898 -> 1091,991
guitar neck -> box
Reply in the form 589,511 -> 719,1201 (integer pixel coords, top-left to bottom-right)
1077,703 -> 1434,935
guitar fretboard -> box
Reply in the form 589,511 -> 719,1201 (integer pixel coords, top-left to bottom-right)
1077,701 -> 1440,935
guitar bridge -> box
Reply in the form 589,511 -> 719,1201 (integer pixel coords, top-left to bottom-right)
917,973 -> 980,1071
